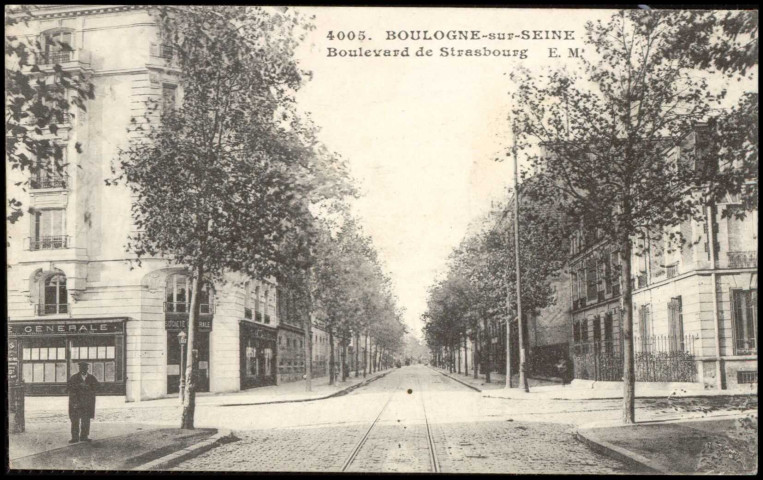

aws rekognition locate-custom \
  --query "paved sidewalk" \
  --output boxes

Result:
[577,415,758,474]
[9,425,218,470]
[433,367,758,400]
[24,369,391,414]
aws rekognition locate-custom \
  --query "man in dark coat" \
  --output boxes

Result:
[68,361,99,443]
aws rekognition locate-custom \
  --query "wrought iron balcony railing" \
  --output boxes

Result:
[30,175,67,190]
[728,251,757,269]
[37,303,69,315]
[164,302,214,315]
[28,235,70,251]
[666,264,679,279]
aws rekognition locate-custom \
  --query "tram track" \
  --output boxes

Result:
[341,369,440,473]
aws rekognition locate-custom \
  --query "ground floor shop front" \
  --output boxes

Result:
[9,318,127,396]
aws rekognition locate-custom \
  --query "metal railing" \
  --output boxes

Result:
[666,264,679,279]
[37,303,69,315]
[28,235,70,251]
[41,50,73,64]
[571,335,699,383]
[30,175,67,190]
[734,337,757,356]
[728,251,757,268]
[164,302,214,314]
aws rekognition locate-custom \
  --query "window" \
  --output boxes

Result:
[69,337,117,383]
[165,274,213,314]
[732,290,757,355]
[32,150,67,190]
[638,305,652,352]
[42,273,68,315]
[668,297,684,352]
[593,316,601,345]
[244,281,253,320]
[263,287,271,324]
[611,251,621,296]
[30,209,67,250]
[604,312,614,354]
[580,319,589,344]
[571,272,578,305]
[42,30,74,64]
[162,84,177,111]
[255,285,262,322]
[586,258,597,300]
[22,338,67,383]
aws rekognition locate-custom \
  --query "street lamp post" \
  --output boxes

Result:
[178,330,187,402]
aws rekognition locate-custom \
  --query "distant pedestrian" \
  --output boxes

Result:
[556,357,573,386]
[68,361,99,443]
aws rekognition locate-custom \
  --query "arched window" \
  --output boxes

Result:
[42,273,68,315]
[165,274,214,314]
[42,29,74,64]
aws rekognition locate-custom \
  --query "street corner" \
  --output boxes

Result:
[9,426,223,471]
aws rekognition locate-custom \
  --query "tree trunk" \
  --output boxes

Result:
[355,332,360,378]
[482,319,491,383]
[181,263,203,430]
[341,337,347,382]
[620,233,636,424]
[457,340,462,373]
[463,335,469,376]
[472,334,479,379]
[328,328,336,386]
[363,332,368,378]
[303,309,312,392]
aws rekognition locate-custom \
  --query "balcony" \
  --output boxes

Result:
[37,49,91,72]
[728,251,757,269]
[30,175,67,190]
[164,302,215,315]
[37,303,69,316]
[666,264,679,279]
[27,235,70,251]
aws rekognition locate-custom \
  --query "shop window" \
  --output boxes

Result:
[165,274,214,314]
[22,338,67,383]
[69,337,117,383]
[41,273,68,315]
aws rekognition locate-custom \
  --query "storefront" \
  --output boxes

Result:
[8,318,127,396]
[239,320,277,389]
[165,315,212,394]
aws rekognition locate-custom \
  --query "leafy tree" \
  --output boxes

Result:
[5,6,94,224]
[509,9,755,423]
[109,6,349,429]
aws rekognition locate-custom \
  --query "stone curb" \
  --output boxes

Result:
[574,427,664,474]
[429,367,482,392]
[218,369,391,407]
[131,428,232,471]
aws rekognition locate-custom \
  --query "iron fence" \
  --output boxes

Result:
[571,334,698,383]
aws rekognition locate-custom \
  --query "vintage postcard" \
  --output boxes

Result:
[5,5,758,474]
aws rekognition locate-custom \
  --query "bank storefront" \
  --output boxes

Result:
[239,320,277,389]
[8,318,127,396]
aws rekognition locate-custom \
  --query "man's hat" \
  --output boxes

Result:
[78,361,90,367]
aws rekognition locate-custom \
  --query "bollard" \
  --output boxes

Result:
[9,382,25,433]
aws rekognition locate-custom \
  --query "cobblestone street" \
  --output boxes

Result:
[172,365,627,473]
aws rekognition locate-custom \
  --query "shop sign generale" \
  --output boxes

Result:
[8,319,126,336]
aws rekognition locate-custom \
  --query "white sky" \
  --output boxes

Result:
[293,7,756,340]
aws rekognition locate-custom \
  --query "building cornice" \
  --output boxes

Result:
[23,5,149,20]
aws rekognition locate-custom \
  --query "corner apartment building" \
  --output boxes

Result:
[6,5,306,401]
[567,133,757,390]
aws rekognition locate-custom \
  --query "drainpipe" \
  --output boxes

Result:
[707,205,723,390]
